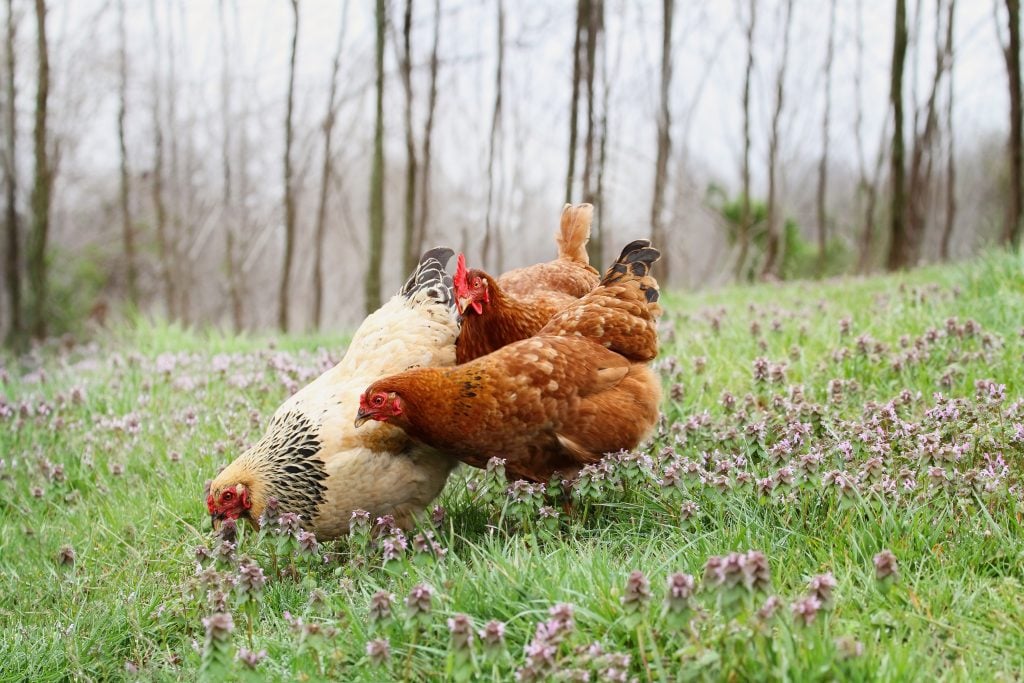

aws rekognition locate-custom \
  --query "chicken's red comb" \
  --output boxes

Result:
[453,253,469,293]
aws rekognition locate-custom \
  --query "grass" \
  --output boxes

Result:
[1,251,1023,681]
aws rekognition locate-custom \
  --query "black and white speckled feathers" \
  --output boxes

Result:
[400,247,456,310]
[248,411,327,521]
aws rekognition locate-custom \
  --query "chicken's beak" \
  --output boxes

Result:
[354,409,372,428]
[211,512,222,531]
[456,296,470,315]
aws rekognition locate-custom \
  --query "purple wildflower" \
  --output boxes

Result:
[478,620,506,651]
[368,591,395,623]
[791,596,822,626]
[365,638,391,665]
[202,612,234,641]
[447,613,475,650]
[665,572,695,612]
[405,583,434,619]
[621,570,651,611]
[237,648,268,669]
[756,595,783,620]
[873,549,899,581]
[806,572,838,607]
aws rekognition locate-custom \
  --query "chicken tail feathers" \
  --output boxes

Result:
[540,239,662,362]
[400,247,456,310]
[601,239,661,303]
[556,203,594,265]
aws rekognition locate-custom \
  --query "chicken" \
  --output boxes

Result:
[207,248,460,539]
[454,203,600,363]
[355,240,663,483]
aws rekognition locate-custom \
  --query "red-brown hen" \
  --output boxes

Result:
[356,240,663,483]
[454,203,600,364]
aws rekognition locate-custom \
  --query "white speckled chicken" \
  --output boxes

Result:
[207,248,460,539]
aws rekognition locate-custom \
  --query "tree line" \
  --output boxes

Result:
[1,1,1021,348]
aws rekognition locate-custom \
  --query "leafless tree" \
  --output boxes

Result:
[312,1,348,329]
[735,0,756,280]
[761,0,794,280]
[886,0,910,270]
[651,0,674,280]
[148,0,176,318]
[166,1,189,322]
[278,0,299,331]
[580,0,602,205]
[853,0,887,273]
[592,0,612,267]
[27,0,51,338]
[817,0,837,275]
[366,0,386,314]
[482,0,505,271]
[940,1,958,260]
[116,0,137,306]
[566,0,585,203]
[416,0,440,256]
[397,0,419,275]
[998,0,1022,246]
[218,0,243,330]
[905,0,954,264]
[3,0,21,345]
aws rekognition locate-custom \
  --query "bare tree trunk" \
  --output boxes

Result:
[940,0,957,260]
[416,0,440,255]
[166,2,188,323]
[565,0,585,203]
[886,0,909,270]
[148,0,175,318]
[482,0,505,271]
[761,0,794,280]
[580,0,600,200]
[592,0,612,268]
[365,0,386,314]
[650,0,673,281]
[735,0,756,281]
[27,0,50,339]
[218,0,242,330]
[816,0,836,276]
[1002,0,1023,246]
[116,0,137,306]
[234,0,253,316]
[4,0,22,347]
[905,0,953,265]
[278,0,299,331]
[854,0,876,273]
[399,0,419,276]
[312,2,347,329]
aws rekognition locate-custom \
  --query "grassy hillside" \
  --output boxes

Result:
[1,252,1023,681]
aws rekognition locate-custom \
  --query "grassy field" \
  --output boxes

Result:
[1,252,1023,682]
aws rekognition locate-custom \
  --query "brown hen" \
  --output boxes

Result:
[356,240,662,483]
[454,203,600,363]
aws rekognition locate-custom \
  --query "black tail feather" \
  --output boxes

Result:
[400,247,456,309]
[601,240,662,300]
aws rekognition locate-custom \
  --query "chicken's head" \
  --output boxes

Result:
[453,253,490,315]
[207,481,253,528]
[354,386,405,427]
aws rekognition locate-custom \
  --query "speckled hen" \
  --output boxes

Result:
[207,248,460,539]
[356,240,663,483]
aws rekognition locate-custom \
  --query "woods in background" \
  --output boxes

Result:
[0,0,1021,348]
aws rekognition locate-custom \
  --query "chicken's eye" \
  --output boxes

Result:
[472,277,482,288]
[372,394,385,407]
